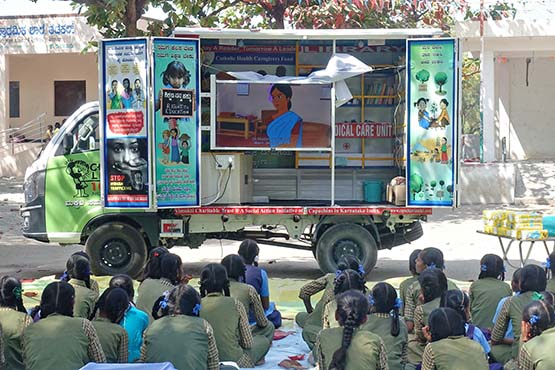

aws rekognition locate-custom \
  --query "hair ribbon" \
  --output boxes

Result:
[545,258,551,269]
[427,262,437,269]
[335,269,342,279]
[159,290,170,309]
[529,314,540,325]
[532,292,544,301]
[480,264,488,272]
[192,303,201,316]
[12,287,23,299]
[368,294,375,306]
[358,264,365,275]
[153,252,160,257]
[393,298,402,309]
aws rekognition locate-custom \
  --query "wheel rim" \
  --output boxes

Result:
[100,239,132,269]
[332,239,363,264]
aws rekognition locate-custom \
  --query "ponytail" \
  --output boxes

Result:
[0,276,27,313]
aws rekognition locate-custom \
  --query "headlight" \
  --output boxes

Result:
[24,172,38,204]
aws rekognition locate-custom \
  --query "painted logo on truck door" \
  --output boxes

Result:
[65,159,100,199]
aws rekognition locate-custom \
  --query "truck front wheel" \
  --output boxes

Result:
[316,223,378,274]
[86,222,147,278]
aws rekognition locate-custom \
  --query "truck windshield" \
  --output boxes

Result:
[54,113,100,156]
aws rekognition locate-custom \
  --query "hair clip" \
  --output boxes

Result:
[368,294,375,306]
[12,287,23,299]
[427,262,437,269]
[153,252,160,257]
[160,290,170,309]
[532,292,544,301]
[545,258,551,269]
[335,269,342,279]
[60,271,69,281]
[393,297,402,309]
[358,264,366,275]
[529,314,540,325]
[480,264,488,272]
[192,303,201,316]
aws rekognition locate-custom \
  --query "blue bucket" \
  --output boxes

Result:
[363,181,384,203]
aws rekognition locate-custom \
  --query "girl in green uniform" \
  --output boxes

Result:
[421,307,489,370]
[136,252,181,323]
[90,287,129,363]
[62,251,100,295]
[469,254,512,330]
[62,254,99,319]
[0,276,33,369]
[315,290,388,370]
[22,281,106,370]
[142,284,220,370]
[364,282,408,370]
[323,269,366,329]
[296,255,363,349]
[200,263,271,368]
[544,252,555,293]
[399,249,421,317]
[221,254,275,343]
[408,267,448,366]
[518,299,555,370]
[491,264,547,363]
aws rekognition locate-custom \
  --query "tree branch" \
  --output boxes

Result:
[206,0,243,18]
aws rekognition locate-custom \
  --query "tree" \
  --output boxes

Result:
[415,69,430,84]
[434,72,447,94]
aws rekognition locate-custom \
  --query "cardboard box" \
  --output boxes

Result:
[387,184,406,206]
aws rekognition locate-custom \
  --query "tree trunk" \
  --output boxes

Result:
[126,0,138,36]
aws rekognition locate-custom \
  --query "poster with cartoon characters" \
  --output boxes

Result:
[101,38,150,208]
[406,39,458,207]
[153,38,200,207]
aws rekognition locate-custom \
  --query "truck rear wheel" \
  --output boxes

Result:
[316,223,378,274]
[86,222,147,278]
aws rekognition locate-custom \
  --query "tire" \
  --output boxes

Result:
[86,222,147,278]
[315,223,378,274]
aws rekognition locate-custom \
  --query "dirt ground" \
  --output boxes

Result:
[1,177,553,284]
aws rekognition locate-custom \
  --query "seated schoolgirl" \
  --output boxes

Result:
[440,290,491,356]
[0,276,32,369]
[199,263,271,367]
[469,254,512,331]
[61,251,100,295]
[407,267,448,366]
[491,264,547,363]
[22,281,106,369]
[545,251,555,293]
[238,239,282,328]
[398,249,421,317]
[314,290,388,370]
[221,254,275,342]
[142,284,220,370]
[322,269,367,329]
[404,247,459,333]
[109,274,149,362]
[421,307,489,370]
[364,282,408,370]
[62,253,99,318]
[90,287,129,363]
[295,255,362,344]
[136,252,182,323]
[518,299,555,370]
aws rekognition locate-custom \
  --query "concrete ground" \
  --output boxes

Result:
[2,177,553,284]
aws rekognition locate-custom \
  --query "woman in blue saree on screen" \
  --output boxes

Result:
[266,84,303,148]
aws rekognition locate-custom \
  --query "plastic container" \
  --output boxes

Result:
[363,181,384,203]
[543,215,555,237]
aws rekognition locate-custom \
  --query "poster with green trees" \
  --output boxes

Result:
[406,39,458,207]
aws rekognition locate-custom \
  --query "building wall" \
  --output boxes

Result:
[8,53,98,129]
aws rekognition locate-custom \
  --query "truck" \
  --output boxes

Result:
[21,28,460,277]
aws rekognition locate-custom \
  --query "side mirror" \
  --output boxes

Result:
[63,134,74,155]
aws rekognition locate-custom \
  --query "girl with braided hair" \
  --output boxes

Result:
[136,252,182,323]
[421,307,488,370]
[322,269,367,329]
[398,249,421,317]
[469,254,512,330]
[221,254,275,342]
[199,263,271,368]
[89,287,129,363]
[142,284,221,370]
[63,253,98,319]
[363,282,408,370]
[0,276,32,369]
[315,290,388,370]
[295,255,363,350]
[440,289,490,356]
[61,251,100,295]
[22,281,106,369]
[238,239,283,328]
[518,299,555,369]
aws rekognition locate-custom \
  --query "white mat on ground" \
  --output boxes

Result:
[255,330,316,370]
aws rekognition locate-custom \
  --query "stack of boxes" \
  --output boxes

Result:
[483,210,548,240]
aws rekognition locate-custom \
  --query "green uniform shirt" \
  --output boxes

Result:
[508,291,537,358]
[143,315,210,370]
[317,327,385,370]
[424,336,489,370]
[399,275,418,317]
[70,279,98,319]
[136,278,175,323]
[92,317,128,363]
[362,313,408,370]
[0,308,32,369]
[520,326,555,370]
[469,278,512,329]
[305,273,336,328]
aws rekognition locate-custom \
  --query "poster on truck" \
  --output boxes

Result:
[406,38,458,207]
[153,38,201,207]
[101,38,150,208]
[213,81,332,150]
